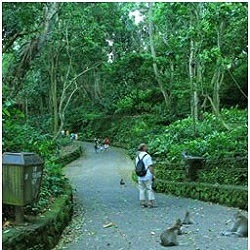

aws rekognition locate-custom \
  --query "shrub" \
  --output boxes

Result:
[147,108,247,170]
[156,180,247,209]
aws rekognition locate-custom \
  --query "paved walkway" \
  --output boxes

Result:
[54,142,247,250]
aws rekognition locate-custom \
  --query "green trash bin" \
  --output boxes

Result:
[2,152,44,206]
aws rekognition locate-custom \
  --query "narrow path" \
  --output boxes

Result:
[55,142,247,250]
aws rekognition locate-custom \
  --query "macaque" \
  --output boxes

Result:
[174,219,183,235]
[182,211,193,225]
[120,178,125,186]
[221,213,248,237]
[160,224,180,247]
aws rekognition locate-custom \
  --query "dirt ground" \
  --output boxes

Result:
[53,142,248,250]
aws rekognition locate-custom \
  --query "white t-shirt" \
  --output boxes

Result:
[136,152,153,181]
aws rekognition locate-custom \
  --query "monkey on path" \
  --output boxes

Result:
[182,211,193,225]
[160,224,180,247]
[221,213,248,237]
[174,219,183,235]
[120,178,125,186]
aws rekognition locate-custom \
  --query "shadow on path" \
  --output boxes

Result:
[54,142,247,250]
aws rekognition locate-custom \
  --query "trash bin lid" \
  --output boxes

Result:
[2,152,44,166]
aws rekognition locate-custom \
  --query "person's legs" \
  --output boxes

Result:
[145,179,155,206]
[138,180,147,207]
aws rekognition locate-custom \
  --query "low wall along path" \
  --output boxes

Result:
[54,142,247,250]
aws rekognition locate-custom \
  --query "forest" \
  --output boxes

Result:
[2,2,248,222]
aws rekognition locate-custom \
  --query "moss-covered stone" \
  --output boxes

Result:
[54,145,83,165]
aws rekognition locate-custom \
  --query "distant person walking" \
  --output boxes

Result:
[136,143,156,208]
[94,137,100,153]
[103,137,110,151]
[61,130,65,137]
[70,133,76,141]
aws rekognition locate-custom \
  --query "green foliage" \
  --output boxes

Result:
[4,119,55,157]
[3,98,52,155]
[155,167,186,182]
[198,168,247,186]
[155,163,247,187]
[147,108,247,166]
[3,2,247,136]
[115,95,134,114]
[2,2,42,51]
[156,180,247,209]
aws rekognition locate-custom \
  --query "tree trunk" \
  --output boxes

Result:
[148,3,170,112]
[52,63,103,141]
[212,68,224,113]
[212,21,224,114]
[189,39,199,134]
[49,47,60,136]
[207,95,230,130]
[51,77,58,135]
[38,3,59,50]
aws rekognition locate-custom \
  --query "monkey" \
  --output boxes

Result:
[229,212,248,237]
[120,178,125,186]
[160,224,180,247]
[173,219,183,235]
[182,211,193,225]
[221,213,248,237]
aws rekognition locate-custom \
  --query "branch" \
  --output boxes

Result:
[58,62,103,120]
[227,68,248,99]
[65,25,72,82]
[3,30,38,53]
[62,82,78,114]
[206,95,231,130]
[71,62,103,82]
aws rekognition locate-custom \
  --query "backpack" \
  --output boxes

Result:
[135,154,148,177]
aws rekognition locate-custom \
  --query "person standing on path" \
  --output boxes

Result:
[94,137,100,153]
[103,137,110,151]
[136,143,156,208]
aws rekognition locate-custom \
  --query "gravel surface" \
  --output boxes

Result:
[53,142,247,250]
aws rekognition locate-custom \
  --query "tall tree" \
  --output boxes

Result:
[3,2,60,97]
[148,3,170,112]
[2,2,247,136]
